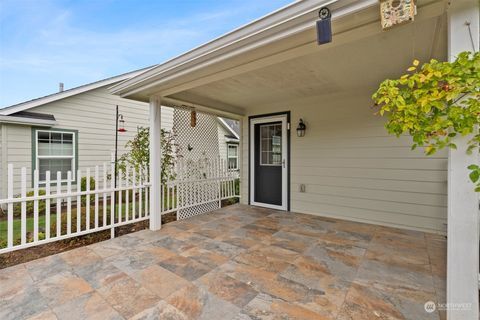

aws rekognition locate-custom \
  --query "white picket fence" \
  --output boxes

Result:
[0,158,238,254]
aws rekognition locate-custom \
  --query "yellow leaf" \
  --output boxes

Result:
[407,67,416,72]
[413,59,420,66]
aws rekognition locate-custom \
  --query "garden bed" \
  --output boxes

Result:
[0,212,176,269]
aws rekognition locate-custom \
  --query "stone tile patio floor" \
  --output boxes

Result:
[0,204,446,320]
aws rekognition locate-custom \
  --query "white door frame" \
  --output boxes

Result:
[249,114,288,211]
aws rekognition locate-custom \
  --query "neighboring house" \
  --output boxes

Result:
[219,118,240,171]
[0,71,239,199]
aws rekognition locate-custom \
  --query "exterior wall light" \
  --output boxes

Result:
[316,7,332,45]
[296,119,306,137]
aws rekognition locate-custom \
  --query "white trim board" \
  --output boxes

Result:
[446,1,480,319]
[0,115,57,127]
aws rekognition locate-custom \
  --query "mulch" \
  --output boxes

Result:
[0,212,177,269]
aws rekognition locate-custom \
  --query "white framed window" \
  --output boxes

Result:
[260,123,282,166]
[34,129,77,183]
[227,144,239,170]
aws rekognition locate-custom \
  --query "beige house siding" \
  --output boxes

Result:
[0,124,4,199]
[4,124,32,190]
[0,87,175,194]
[241,91,448,234]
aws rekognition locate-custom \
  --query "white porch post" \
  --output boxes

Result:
[149,95,162,230]
[447,1,479,319]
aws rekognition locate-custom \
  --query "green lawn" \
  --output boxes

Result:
[0,201,146,245]
[0,214,53,243]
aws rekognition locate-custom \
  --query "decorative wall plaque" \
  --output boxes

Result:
[380,0,416,30]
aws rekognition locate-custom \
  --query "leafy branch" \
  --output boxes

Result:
[372,51,480,190]
[118,127,181,184]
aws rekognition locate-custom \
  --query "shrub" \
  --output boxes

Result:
[81,176,96,205]
[118,127,179,184]
[13,189,47,218]
[234,178,240,195]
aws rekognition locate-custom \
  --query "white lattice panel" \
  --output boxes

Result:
[173,108,220,161]
[173,109,222,219]
[177,201,219,220]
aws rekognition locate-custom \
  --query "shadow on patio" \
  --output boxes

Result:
[0,204,446,320]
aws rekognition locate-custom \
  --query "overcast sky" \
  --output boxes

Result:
[0,0,291,108]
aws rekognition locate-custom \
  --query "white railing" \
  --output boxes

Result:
[0,158,239,253]
[168,158,239,220]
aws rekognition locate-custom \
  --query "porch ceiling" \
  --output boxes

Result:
[169,14,447,113]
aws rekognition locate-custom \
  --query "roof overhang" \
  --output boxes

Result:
[110,0,379,101]
[111,0,447,116]
[0,115,57,127]
[226,137,240,144]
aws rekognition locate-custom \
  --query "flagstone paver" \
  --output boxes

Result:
[0,203,446,319]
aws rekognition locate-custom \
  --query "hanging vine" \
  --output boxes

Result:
[372,51,480,189]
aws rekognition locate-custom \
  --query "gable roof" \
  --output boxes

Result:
[0,66,155,116]
[219,117,240,139]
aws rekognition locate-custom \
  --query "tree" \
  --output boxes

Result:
[118,127,180,184]
[372,51,480,189]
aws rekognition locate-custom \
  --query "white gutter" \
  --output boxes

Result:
[0,115,56,127]
[110,0,377,97]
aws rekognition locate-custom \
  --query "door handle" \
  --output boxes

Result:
[282,159,286,168]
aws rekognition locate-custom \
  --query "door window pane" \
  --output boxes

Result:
[260,124,282,166]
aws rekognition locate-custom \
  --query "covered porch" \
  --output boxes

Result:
[0,204,446,319]
[110,0,479,318]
